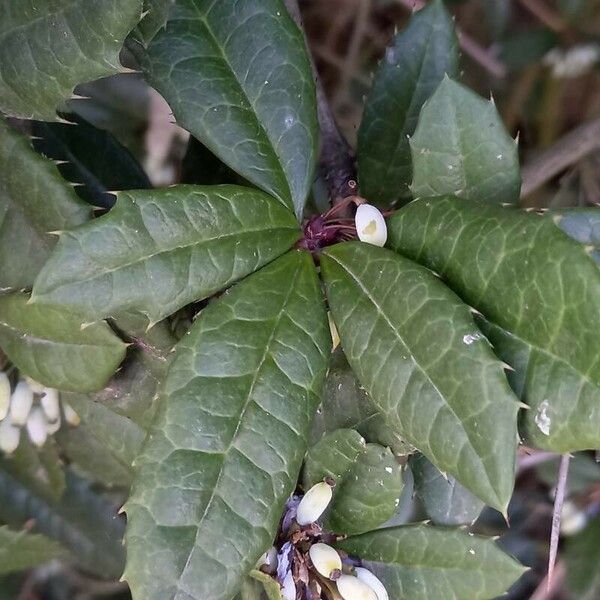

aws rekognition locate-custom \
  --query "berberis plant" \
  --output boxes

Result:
[1,0,599,599]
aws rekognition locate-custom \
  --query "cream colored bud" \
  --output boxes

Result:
[45,412,61,435]
[10,380,33,426]
[0,372,10,421]
[0,416,20,454]
[560,500,587,536]
[355,568,388,600]
[281,570,296,600]
[26,408,48,447]
[296,481,333,525]
[256,546,278,571]
[337,574,378,600]
[24,377,46,394]
[309,543,342,579]
[355,204,387,247]
[40,388,60,422]
[62,402,80,426]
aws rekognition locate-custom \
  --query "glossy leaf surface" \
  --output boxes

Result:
[410,78,521,204]
[131,0,318,217]
[321,242,519,511]
[388,197,600,451]
[0,119,90,290]
[304,429,403,534]
[0,293,126,393]
[0,0,143,119]
[32,185,300,324]
[358,0,458,205]
[411,454,484,526]
[336,525,526,600]
[124,251,331,600]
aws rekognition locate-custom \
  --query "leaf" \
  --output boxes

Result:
[321,242,520,512]
[31,112,151,209]
[135,0,173,45]
[411,454,484,526]
[32,185,300,325]
[304,430,403,535]
[388,197,600,452]
[335,524,527,600]
[249,570,283,600]
[181,136,245,187]
[0,119,91,290]
[0,526,64,575]
[130,0,318,217]
[410,77,521,205]
[310,349,412,455]
[357,0,458,205]
[124,251,331,600]
[0,469,125,579]
[0,0,143,119]
[0,437,65,503]
[551,208,600,264]
[0,292,127,393]
[565,516,600,600]
[56,393,145,488]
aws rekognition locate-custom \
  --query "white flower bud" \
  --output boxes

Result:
[296,481,333,525]
[281,570,296,600]
[0,372,10,421]
[62,402,80,426]
[10,380,34,426]
[24,377,46,394]
[45,412,61,435]
[355,204,387,247]
[309,543,342,579]
[257,546,278,571]
[0,416,20,454]
[26,407,48,447]
[336,574,378,600]
[40,388,60,422]
[355,568,389,600]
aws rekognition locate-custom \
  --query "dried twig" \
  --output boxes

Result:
[521,118,600,197]
[284,0,357,208]
[548,454,570,591]
[529,560,566,600]
[394,0,507,78]
[518,0,569,33]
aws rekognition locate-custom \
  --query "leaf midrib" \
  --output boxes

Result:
[175,256,303,591]
[36,224,299,296]
[325,251,499,504]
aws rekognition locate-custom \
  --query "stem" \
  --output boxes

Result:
[284,0,357,210]
[548,454,570,591]
[521,118,600,198]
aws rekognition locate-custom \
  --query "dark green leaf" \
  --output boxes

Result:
[181,136,245,187]
[358,0,458,205]
[321,242,520,512]
[310,349,412,455]
[0,437,65,504]
[0,293,126,393]
[135,0,173,45]
[551,208,600,264]
[130,0,318,217]
[31,113,151,209]
[0,526,64,575]
[565,516,600,600]
[124,251,331,600]
[0,469,125,579]
[410,77,521,204]
[411,454,484,526]
[388,197,600,452]
[0,0,143,119]
[336,524,526,600]
[56,393,145,488]
[304,430,403,535]
[0,119,91,290]
[32,185,300,325]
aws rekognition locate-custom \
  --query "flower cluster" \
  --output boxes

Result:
[258,481,388,600]
[0,373,79,454]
